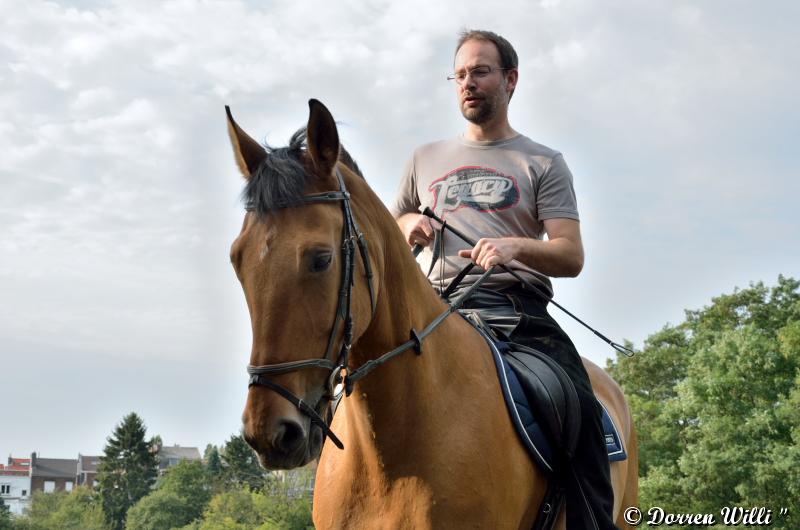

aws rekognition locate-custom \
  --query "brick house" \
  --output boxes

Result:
[29,453,78,493]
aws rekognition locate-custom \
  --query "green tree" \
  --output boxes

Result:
[203,444,224,489]
[97,412,159,530]
[124,491,188,530]
[12,487,107,530]
[221,435,265,491]
[0,497,11,530]
[125,460,212,530]
[181,485,313,530]
[149,435,163,451]
[607,276,800,529]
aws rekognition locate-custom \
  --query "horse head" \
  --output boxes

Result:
[227,100,381,469]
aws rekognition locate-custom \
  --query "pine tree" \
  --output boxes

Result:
[221,435,266,490]
[204,444,223,480]
[97,412,159,530]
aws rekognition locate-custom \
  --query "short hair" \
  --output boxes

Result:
[455,29,518,71]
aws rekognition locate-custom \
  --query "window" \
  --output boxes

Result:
[22,489,27,496]
[65,481,74,492]
[44,481,55,493]
[0,484,10,494]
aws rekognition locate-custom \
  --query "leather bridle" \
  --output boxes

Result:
[245,166,504,451]
[246,167,375,450]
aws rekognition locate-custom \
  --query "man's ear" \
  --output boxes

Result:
[226,106,267,180]
[306,99,340,177]
[505,68,518,99]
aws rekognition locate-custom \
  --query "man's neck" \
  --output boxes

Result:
[463,117,517,142]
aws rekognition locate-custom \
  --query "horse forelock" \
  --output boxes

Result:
[242,127,364,217]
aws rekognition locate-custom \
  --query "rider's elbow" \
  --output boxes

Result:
[566,252,584,278]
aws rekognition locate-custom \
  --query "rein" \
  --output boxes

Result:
[417,207,635,358]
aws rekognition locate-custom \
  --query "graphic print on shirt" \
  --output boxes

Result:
[428,166,520,215]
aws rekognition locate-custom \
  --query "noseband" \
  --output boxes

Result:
[246,167,375,450]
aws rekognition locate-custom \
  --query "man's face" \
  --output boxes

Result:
[453,39,515,125]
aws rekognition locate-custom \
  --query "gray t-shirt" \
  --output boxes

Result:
[390,134,579,297]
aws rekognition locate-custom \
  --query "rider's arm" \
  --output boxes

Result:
[396,213,435,247]
[515,217,584,277]
[392,152,438,247]
[458,218,584,278]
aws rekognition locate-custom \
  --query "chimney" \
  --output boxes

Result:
[30,452,37,467]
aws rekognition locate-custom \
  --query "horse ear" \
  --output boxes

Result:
[226,106,267,180]
[306,99,340,177]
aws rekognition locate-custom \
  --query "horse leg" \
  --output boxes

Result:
[616,424,639,529]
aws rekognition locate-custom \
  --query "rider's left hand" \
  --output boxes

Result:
[458,238,519,269]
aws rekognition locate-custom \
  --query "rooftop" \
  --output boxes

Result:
[32,457,78,478]
[158,445,201,459]
[0,457,31,475]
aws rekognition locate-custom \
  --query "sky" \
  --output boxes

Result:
[1,0,798,461]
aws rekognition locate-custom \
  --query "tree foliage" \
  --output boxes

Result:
[607,276,800,529]
[204,444,222,476]
[203,444,224,492]
[220,435,266,491]
[97,413,159,530]
[125,461,212,530]
[12,487,107,530]
[0,498,12,530]
[179,485,313,530]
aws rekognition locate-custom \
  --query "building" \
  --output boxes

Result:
[76,454,102,487]
[29,453,78,493]
[0,457,32,516]
[156,445,201,474]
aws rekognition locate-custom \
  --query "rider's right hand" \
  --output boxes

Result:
[399,213,436,247]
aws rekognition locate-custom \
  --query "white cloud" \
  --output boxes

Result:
[1,0,798,461]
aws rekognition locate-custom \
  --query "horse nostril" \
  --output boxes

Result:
[273,420,306,454]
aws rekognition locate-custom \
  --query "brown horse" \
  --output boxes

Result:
[227,100,638,529]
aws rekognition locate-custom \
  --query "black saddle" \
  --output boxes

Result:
[462,311,626,474]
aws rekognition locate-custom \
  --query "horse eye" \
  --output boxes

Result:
[310,251,333,273]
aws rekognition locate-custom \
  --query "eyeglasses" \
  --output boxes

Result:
[446,65,511,84]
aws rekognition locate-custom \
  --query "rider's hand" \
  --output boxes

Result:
[399,214,437,247]
[458,238,520,269]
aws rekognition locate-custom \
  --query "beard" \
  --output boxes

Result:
[460,90,503,125]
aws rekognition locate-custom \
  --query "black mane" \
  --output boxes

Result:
[243,127,364,216]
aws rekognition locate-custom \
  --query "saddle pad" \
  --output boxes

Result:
[475,326,628,473]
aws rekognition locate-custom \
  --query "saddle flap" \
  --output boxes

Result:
[504,346,581,459]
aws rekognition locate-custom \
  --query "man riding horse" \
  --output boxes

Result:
[392,29,617,530]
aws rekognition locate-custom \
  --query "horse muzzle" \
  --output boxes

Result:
[242,392,326,470]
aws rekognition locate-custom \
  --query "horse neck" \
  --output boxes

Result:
[344,199,494,466]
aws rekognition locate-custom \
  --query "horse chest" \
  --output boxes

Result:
[313,474,436,529]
